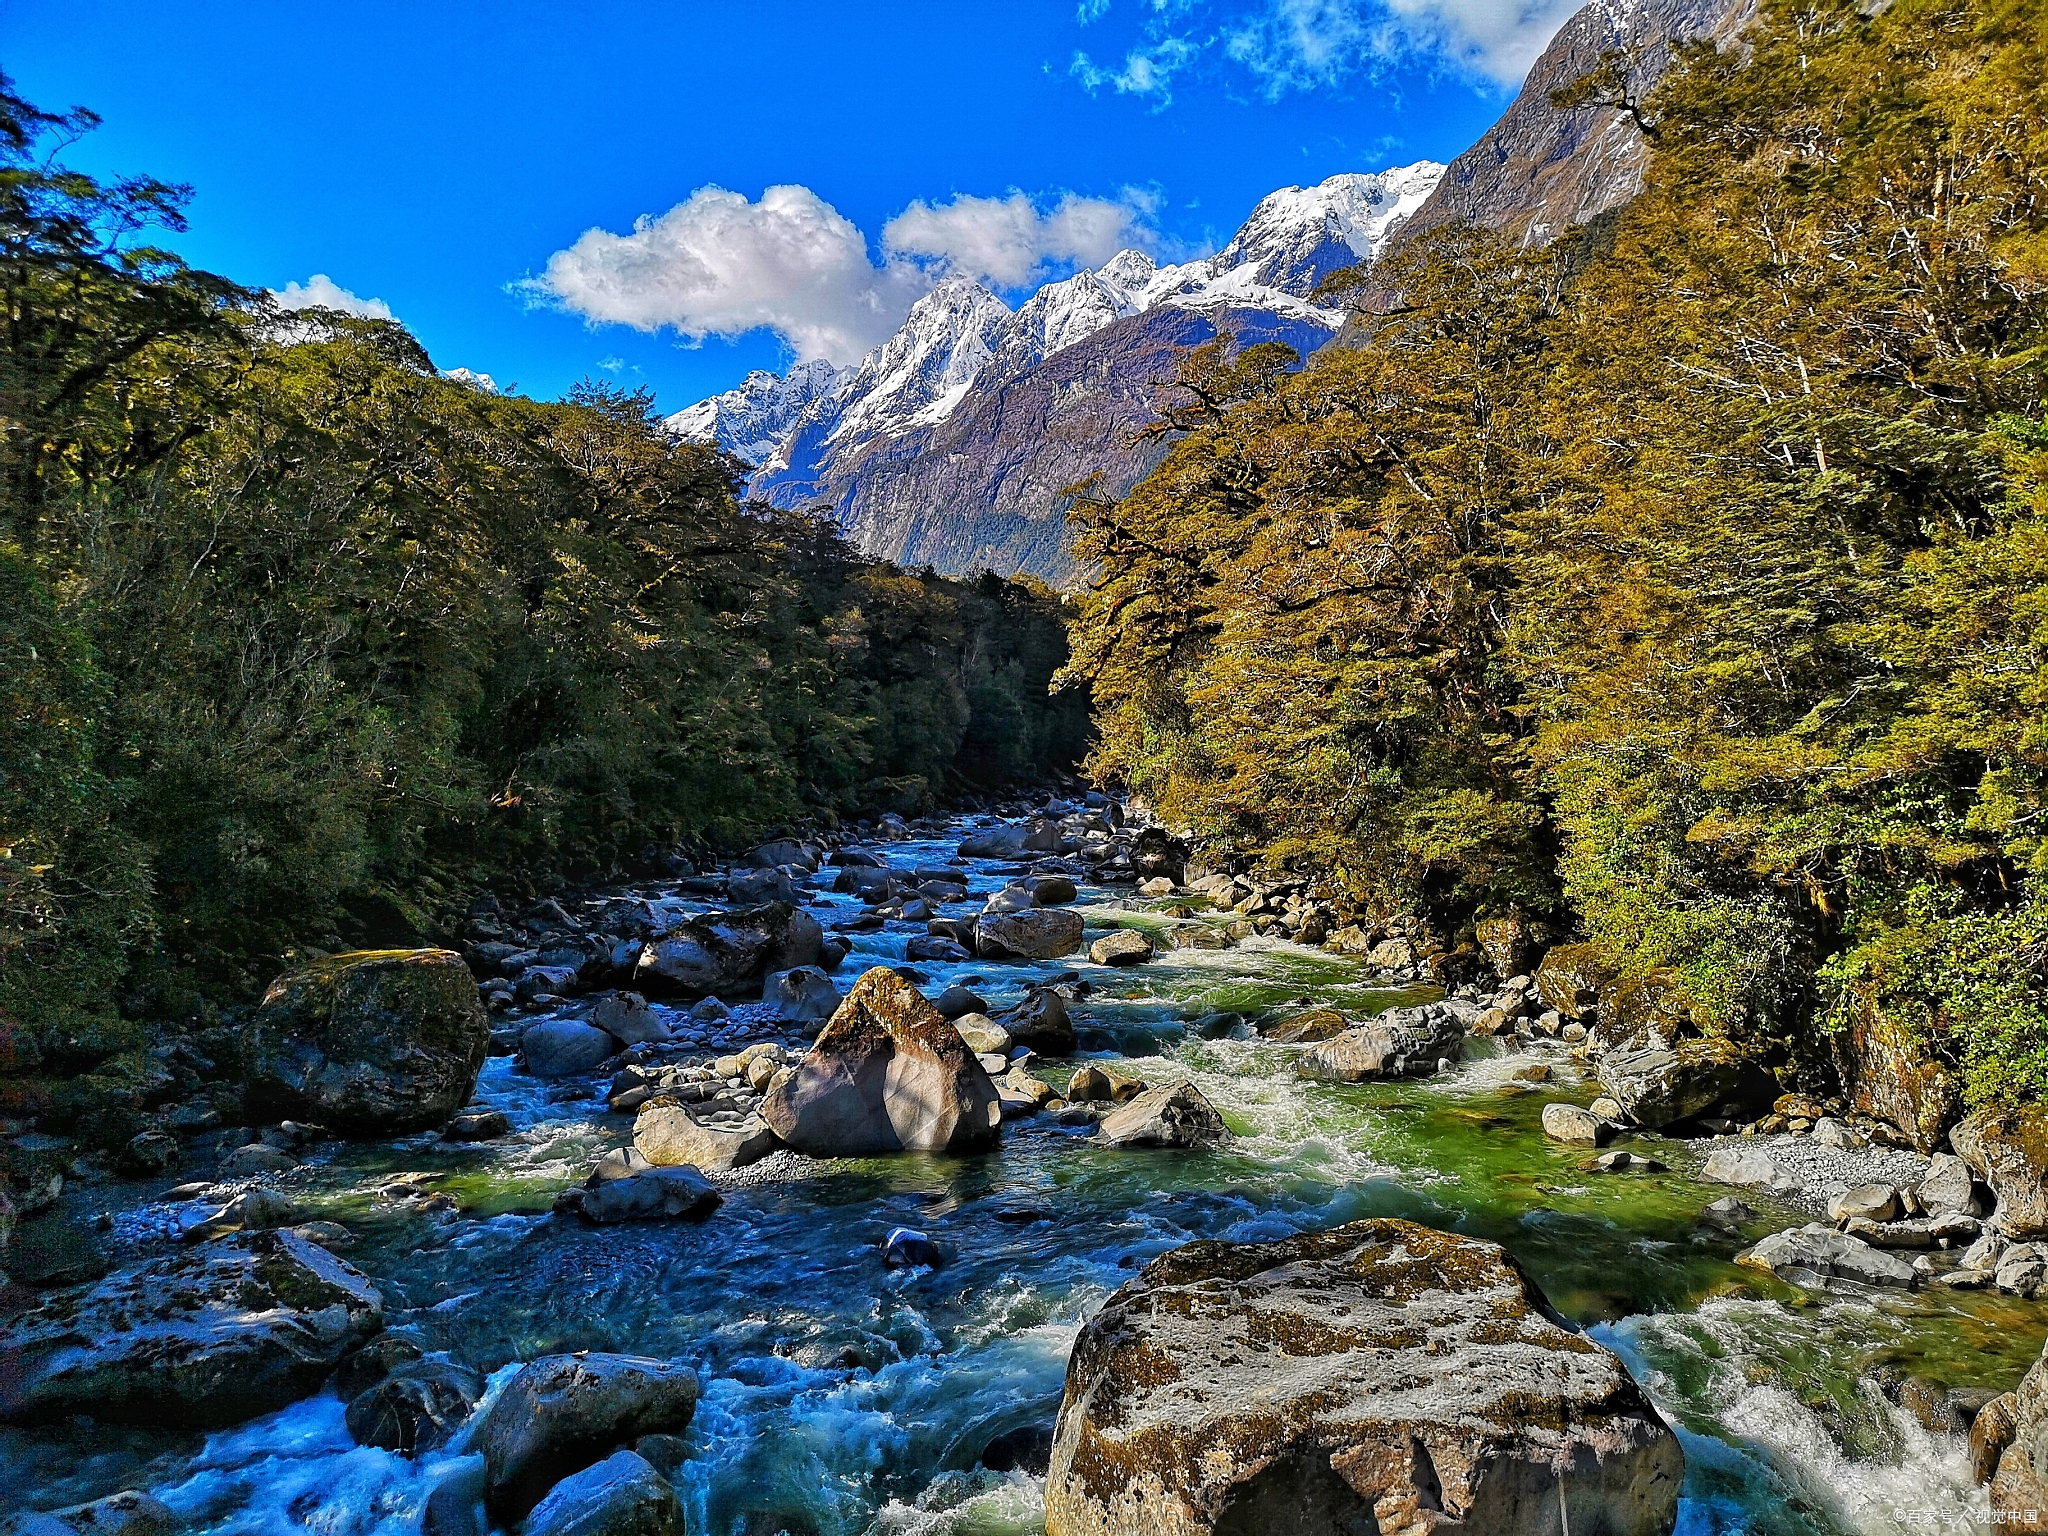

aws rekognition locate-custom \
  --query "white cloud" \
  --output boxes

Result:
[1076,0,1112,20]
[523,184,929,364]
[269,274,394,320]
[1070,37,1200,103]
[1378,0,1583,83]
[883,190,1160,289]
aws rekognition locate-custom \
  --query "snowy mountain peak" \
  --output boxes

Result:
[666,358,848,465]
[830,277,1012,441]
[1213,162,1446,294]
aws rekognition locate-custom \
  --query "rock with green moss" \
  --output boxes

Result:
[761,967,1001,1155]
[240,949,487,1136]
[1955,1107,2048,1238]
[1043,1218,1683,1536]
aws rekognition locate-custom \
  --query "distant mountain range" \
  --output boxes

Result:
[669,0,1748,587]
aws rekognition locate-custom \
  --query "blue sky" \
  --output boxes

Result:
[8,0,1574,412]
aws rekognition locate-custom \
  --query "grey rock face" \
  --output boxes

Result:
[478,1353,700,1520]
[1043,1218,1683,1536]
[0,1229,382,1427]
[1953,1108,2048,1237]
[1296,1005,1463,1082]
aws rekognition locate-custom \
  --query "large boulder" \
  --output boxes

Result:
[1596,1040,1744,1129]
[727,866,797,905]
[0,1493,183,1536]
[1828,981,1963,1151]
[760,968,1002,1155]
[1590,971,1703,1054]
[1474,911,1550,983]
[1089,930,1154,967]
[1534,943,1612,1021]
[1977,1338,2048,1527]
[239,949,487,1135]
[523,1450,680,1536]
[1042,1219,1683,1536]
[0,1229,382,1427]
[477,1353,700,1520]
[633,1103,780,1172]
[1296,1005,1463,1082]
[1736,1224,1919,1290]
[345,1361,485,1456]
[1260,1008,1351,1044]
[1955,1108,2048,1238]
[976,909,1084,961]
[632,903,823,999]
[555,1152,722,1224]
[521,1020,618,1079]
[1093,1082,1228,1150]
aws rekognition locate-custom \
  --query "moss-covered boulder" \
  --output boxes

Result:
[1829,983,1962,1152]
[240,949,486,1136]
[1044,1219,1682,1536]
[1534,943,1613,1021]
[1955,1106,2048,1238]
[761,967,1001,1155]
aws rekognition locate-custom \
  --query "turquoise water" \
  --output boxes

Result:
[0,826,2015,1535]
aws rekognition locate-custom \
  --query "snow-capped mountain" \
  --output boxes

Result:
[666,358,847,466]
[668,162,1445,482]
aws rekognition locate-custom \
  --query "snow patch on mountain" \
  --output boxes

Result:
[668,358,848,464]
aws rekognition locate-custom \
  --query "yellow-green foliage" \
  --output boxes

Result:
[0,85,1086,1026]
[1070,0,2048,1105]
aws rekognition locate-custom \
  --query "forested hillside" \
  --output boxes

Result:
[1068,0,2048,1121]
[0,85,1085,1033]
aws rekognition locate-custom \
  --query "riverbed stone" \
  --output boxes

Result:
[1542,1102,1613,1146]
[1260,1008,1350,1044]
[346,1361,485,1456]
[1917,1152,1987,1216]
[1700,1144,1786,1190]
[478,1354,701,1521]
[975,908,1084,961]
[994,988,1075,1052]
[1736,1224,1919,1289]
[522,1449,680,1536]
[1596,1039,1744,1129]
[761,967,1002,1155]
[632,903,824,999]
[587,994,668,1047]
[1092,1082,1227,1150]
[558,1155,723,1225]
[0,1228,382,1427]
[951,1013,1012,1055]
[958,824,1030,858]
[522,1020,617,1079]
[765,966,841,1026]
[1042,1217,1683,1536]
[633,1103,780,1172]
[1953,1107,2048,1237]
[237,949,488,1136]
[1088,930,1154,967]
[934,986,988,1020]
[0,1492,183,1536]
[1827,1183,1900,1224]
[1296,1006,1463,1083]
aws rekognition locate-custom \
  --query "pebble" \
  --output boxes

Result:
[1686,1130,1929,1216]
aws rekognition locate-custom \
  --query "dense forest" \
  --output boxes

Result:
[1068,0,2048,1116]
[0,85,1086,1036]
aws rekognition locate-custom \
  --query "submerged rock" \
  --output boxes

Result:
[1092,1082,1227,1150]
[1542,1102,1613,1146]
[238,949,488,1136]
[1042,1218,1683,1536]
[522,1449,680,1536]
[760,967,1002,1155]
[558,1159,722,1225]
[478,1353,700,1520]
[0,1229,382,1427]
[1296,1005,1462,1083]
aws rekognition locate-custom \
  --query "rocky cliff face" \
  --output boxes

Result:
[1392,0,1756,249]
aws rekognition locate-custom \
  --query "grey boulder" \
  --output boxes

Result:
[760,967,1002,1155]
[1596,1040,1744,1129]
[558,1153,722,1224]
[1088,929,1155,967]
[0,1229,382,1427]
[521,1020,618,1079]
[0,1493,182,1536]
[478,1353,700,1520]
[1043,1218,1683,1536]
[633,1103,781,1173]
[345,1360,485,1456]
[975,909,1084,961]
[521,1449,680,1536]
[1093,1082,1228,1150]
[632,903,824,999]
[1737,1224,1919,1289]
[1296,1005,1463,1082]
[765,966,841,1025]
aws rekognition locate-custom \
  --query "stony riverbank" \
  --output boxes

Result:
[0,802,2035,1535]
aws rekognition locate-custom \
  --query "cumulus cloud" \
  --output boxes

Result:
[883,190,1159,289]
[524,184,929,364]
[1376,0,1583,83]
[269,274,394,320]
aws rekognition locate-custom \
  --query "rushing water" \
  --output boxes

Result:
[1,821,2023,1535]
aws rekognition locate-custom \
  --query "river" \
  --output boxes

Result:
[0,816,2018,1535]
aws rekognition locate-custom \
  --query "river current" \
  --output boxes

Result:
[0,819,2020,1535]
